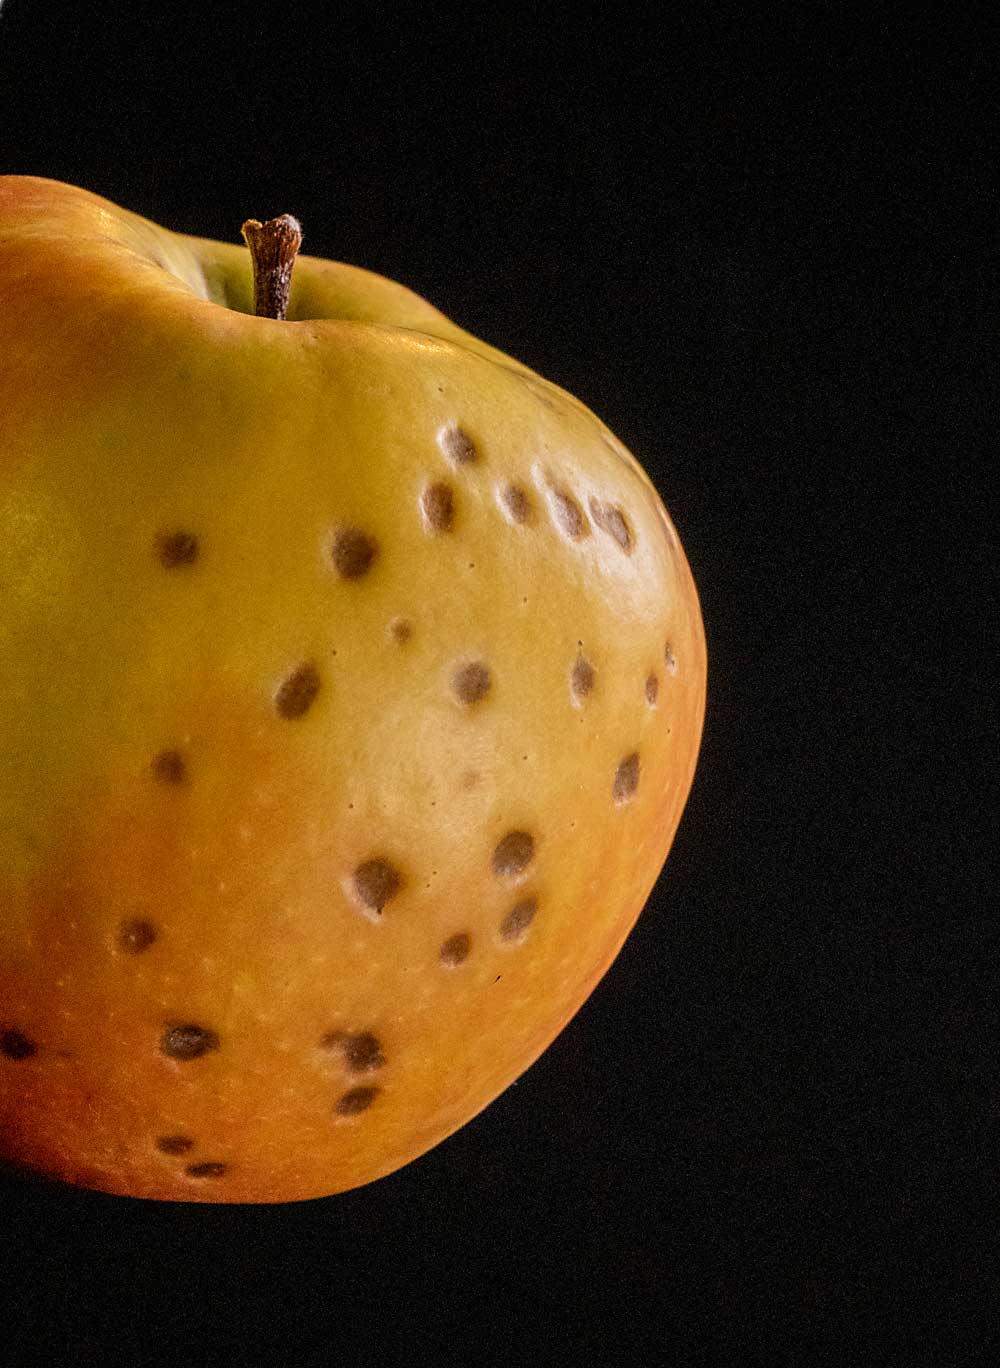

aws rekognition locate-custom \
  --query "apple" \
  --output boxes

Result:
[0,176,705,1203]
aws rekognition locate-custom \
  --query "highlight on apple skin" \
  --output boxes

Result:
[0,176,706,1202]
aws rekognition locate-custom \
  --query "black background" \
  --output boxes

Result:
[0,3,993,1364]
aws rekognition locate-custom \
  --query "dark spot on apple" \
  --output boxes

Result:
[613,752,641,804]
[320,1030,385,1073]
[500,899,538,943]
[492,830,535,879]
[161,1024,220,1061]
[389,617,413,644]
[157,531,198,568]
[589,498,634,553]
[331,527,378,579]
[117,918,157,954]
[571,655,595,703]
[336,1087,380,1117]
[645,673,659,706]
[151,749,187,785]
[186,1161,228,1178]
[664,643,678,675]
[156,1134,194,1155]
[1,1029,38,1061]
[421,481,455,533]
[549,487,589,540]
[352,858,403,914]
[452,661,491,705]
[439,425,478,465]
[275,662,321,719]
[501,483,533,524]
[440,932,472,966]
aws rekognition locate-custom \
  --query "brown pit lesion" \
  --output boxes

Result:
[275,662,321,719]
[160,1024,220,1061]
[613,752,641,805]
[440,932,472,966]
[439,425,479,466]
[571,654,596,704]
[500,483,534,524]
[320,1030,386,1074]
[548,487,589,540]
[335,1086,380,1117]
[499,898,538,943]
[389,617,413,645]
[492,830,535,879]
[645,672,659,706]
[185,1161,229,1179]
[1,1029,38,1060]
[664,643,678,675]
[156,1134,194,1155]
[151,749,188,785]
[156,531,199,568]
[352,858,403,916]
[421,481,455,533]
[589,498,634,553]
[331,526,379,579]
[452,660,492,705]
[117,918,158,955]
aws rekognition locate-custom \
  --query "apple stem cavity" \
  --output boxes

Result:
[240,214,303,321]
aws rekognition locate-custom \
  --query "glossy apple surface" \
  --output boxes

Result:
[0,176,705,1202]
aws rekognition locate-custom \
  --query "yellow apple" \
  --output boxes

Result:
[0,175,705,1202]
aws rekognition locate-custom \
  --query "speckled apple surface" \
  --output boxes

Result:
[0,177,706,1202]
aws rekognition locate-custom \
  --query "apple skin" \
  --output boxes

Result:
[0,176,706,1203]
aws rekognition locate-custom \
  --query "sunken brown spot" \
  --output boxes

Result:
[421,481,455,533]
[549,487,589,540]
[389,617,413,644]
[439,425,478,465]
[452,661,491,705]
[664,643,678,675]
[320,1030,386,1074]
[157,531,198,568]
[1,1029,38,1061]
[186,1161,228,1178]
[160,1025,220,1061]
[492,830,535,879]
[501,483,533,523]
[117,918,157,955]
[440,932,472,966]
[613,752,641,804]
[589,498,634,553]
[331,527,378,579]
[352,858,403,914]
[336,1086,380,1116]
[500,899,538,943]
[571,655,596,702]
[156,1134,194,1155]
[275,662,321,719]
[151,749,187,785]
[645,673,659,706]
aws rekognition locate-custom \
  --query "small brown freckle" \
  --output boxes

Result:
[186,1161,228,1179]
[161,1024,219,1061]
[549,488,589,540]
[500,899,538,943]
[353,858,403,914]
[440,933,472,966]
[275,662,321,719]
[1,1029,38,1060]
[421,481,455,533]
[389,617,413,645]
[156,1135,194,1155]
[492,830,535,879]
[645,673,659,706]
[336,1086,380,1116]
[439,425,478,465]
[589,498,634,553]
[452,661,491,705]
[157,531,198,568]
[151,749,187,785]
[613,752,641,804]
[331,527,378,579]
[461,769,480,789]
[117,918,157,954]
[502,483,533,523]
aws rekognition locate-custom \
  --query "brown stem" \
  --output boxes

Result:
[240,214,303,320]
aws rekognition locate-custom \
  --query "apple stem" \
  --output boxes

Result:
[240,214,303,320]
